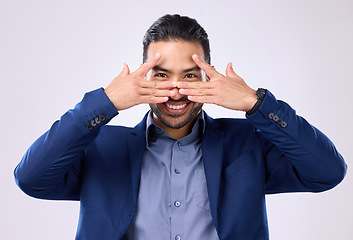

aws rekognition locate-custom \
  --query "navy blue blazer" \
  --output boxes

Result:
[14,88,347,239]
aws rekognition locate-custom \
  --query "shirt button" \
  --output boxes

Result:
[174,169,180,174]
[177,142,181,146]
[174,201,181,207]
[175,235,181,240]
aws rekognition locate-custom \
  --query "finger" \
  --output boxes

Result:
[139,80,177,89]
[177,80,215,89]
[140,95,169,104]
[138,88,175,97]
[118,63,130,77]
[187,95,215,104]
[179,88,215,96]
[192,54,220,79]
[135,53,162,77]
[226,62,240,78]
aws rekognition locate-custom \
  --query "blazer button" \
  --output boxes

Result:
[268,113,275,119]
[94,117,101,124]
[273,115,280,122]
[86,123,93,130]
[91,120,97,127]
[280,121,287,128]
[99,114,106,122]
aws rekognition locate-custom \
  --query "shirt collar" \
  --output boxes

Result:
[145,110,206,146]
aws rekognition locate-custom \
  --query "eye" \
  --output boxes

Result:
[185,73,197,79]
[154,73,167,78]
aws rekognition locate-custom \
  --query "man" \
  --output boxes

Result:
[14,14,347,240]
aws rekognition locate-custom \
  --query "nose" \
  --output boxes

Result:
[169,77,186,100]
[170,86,184,100]
[148,74,185,101]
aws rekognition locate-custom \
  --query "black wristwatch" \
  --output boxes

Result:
[246,88,266,116]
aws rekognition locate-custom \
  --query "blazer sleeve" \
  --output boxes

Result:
[246,90,347,194]
[14,88,118,200]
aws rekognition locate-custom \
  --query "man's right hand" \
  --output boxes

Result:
[104,53,176,111]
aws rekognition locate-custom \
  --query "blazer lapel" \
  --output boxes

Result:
[202,114,224,230]
[127,114,148,207]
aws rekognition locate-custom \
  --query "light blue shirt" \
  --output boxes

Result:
[126,111,219,240]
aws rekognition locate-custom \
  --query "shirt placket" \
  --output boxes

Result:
[170,140,186,240]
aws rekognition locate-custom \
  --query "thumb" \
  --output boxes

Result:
[119,63,130,77]
[226,62,240,78]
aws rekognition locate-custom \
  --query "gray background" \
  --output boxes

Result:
[1,0,352,239]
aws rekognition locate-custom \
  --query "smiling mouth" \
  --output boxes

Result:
[162,101,191,114]
[165,103,187,109]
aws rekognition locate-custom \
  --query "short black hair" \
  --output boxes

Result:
[143,14,210,64]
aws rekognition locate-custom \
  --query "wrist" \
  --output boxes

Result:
[246,88,266,116]
[244,89,257,112]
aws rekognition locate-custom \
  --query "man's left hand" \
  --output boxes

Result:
[177,54,257,112]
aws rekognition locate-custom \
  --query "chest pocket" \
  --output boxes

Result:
[194,169,211,212]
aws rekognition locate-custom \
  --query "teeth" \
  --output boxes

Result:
[166,103,187,110]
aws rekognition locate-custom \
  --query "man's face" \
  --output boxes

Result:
[146,40,206,130]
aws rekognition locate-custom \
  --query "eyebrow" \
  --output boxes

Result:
[152,66,171,73]
[183,66,201,73]
[152,65,201,73]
